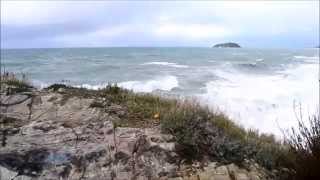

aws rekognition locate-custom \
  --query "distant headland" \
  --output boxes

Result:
[213,42,241,48]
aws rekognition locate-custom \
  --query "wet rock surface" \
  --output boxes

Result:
[0,90,273,180]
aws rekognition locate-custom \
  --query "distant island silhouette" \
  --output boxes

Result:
[213,42,241,48]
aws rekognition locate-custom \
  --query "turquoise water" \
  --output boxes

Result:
[1,47,319,135]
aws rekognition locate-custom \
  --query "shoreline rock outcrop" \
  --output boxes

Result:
[0,85,285,179]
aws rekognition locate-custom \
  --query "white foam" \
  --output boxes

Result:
[34,75,179,93]
[293,56,319,64]
[256,58,264,62]
[209,60,220,63]
[32,80,50,89]
[200,63,319,136]
[118,75,179,93]
[141,61,189,68]
[75,83,108,90]
[293,55,318,59]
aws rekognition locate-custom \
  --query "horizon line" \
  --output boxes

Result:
[1,46,319,50]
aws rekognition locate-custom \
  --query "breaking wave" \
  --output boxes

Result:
[141,61,189,68]
[200,63,318,136]
[118,75,179,93]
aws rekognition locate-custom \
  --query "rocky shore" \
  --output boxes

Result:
[0,83,291,180]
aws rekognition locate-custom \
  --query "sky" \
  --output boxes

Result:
[1,1,319,48]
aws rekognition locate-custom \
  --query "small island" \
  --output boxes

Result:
[213,42,241,48]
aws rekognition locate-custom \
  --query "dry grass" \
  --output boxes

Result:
[100,84,178,128]
[0,72,33,93]
[284,111,320,179]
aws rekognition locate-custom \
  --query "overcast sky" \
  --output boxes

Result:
[1,1,319,48]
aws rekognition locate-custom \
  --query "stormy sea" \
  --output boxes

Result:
[1,47,319,135]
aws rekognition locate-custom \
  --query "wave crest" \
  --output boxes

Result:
[294,56,319,64]
[200,63,318,136]
[141,61,188,68]
[118,75,179,93]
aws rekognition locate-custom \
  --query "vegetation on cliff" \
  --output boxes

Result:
[283,111,320,180]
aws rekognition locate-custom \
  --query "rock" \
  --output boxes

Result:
[168,177,183,180]
[198,172,215,180]
[57,88,66,93]
[212,166,231,180]
[0,166,32,180]
[227,163,239,175]
[108,104,126,117]
[213,42,241,48]
[114,151,131,163]
[248,172,261,180]
[234,173,250,180]
[192,162,267,180]
[203,162,217,175]
[227,164,250,180]
[215,165,229,175]
[185,174,200,180]
[157,142,175,151]
[0,88,275,179]
[0,94,30,105]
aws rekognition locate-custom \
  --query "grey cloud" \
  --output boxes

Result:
[1,1,319,48]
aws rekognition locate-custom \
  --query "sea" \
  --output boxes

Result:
[1,47,319,136]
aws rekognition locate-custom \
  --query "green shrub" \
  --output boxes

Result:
[160,100,293,170]
[45,84,69,91]
[105,83,122,95]
[160,101,248,163]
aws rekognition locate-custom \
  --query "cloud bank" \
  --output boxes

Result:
[1,1,319,48]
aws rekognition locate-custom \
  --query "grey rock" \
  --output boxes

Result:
[0,90,274,180]
[0,166,32,180]
[248,171,261,180]
[57,88,65,93]
[234,173,250,180]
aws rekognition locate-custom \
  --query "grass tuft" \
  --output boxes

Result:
[284,111,320,179]
[0,72,33,93]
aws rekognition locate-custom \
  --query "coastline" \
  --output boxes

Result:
[0,79,297,180]
[2,47,318,137]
